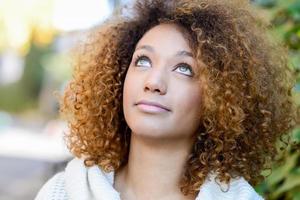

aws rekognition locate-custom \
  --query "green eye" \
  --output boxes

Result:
[135,55,151,67]
[175,63,193,76]
[133,55,193,77]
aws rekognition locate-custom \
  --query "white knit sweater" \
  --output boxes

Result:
[35,158,264,200]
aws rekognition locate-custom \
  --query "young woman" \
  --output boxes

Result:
[35,0,299,199]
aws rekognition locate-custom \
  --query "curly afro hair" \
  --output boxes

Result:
[60,0,299,196]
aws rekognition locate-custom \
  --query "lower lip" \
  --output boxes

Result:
[136,104,169,113]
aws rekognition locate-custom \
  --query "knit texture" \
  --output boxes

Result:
[35,158,264,200]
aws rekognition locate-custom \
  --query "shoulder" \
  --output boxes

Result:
[196,173,264,200]
[34,158,96,200]
[34,171,68,200]
[224,176,264,200]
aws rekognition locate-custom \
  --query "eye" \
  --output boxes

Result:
[174,63,194,76]
[134,54,151,68]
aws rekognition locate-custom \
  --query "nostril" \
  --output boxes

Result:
[144,78,167,95]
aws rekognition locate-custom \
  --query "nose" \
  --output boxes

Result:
[144,68,167,95]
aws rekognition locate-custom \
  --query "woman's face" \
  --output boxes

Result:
[123,23,203,141]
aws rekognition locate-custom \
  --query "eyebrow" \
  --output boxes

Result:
[135,45,193,58]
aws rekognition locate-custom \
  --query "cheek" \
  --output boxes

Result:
[189,90,202,112]
[177,86,201,112]
[123,70,140,117]
[123,72,133,110]
[172,85,202,128]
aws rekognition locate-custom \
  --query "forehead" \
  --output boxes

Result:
[135,23,193,53]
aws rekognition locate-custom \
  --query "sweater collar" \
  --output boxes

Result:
[64,158,262,200]
[65,158,120,200]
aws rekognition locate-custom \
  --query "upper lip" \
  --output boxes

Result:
[135,100,171,111]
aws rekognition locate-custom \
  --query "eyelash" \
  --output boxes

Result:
[134,54,151,66]
[133,54,194,76]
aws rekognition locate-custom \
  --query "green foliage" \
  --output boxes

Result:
[256,136,300,199]
[254,1,300,199]
[254,0,278,8]
[254,0,300,200]
[271,0,300,50]
[256,138,300,199]
[0,39,52,113]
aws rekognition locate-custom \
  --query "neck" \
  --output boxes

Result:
[114,133,196,200]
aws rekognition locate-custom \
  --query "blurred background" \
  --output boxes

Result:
[0,0,299,199]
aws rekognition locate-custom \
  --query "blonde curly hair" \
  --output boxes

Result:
[61,0,299,196]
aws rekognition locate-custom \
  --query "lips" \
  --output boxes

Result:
[135,100,171,111]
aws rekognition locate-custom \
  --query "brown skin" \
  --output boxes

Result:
[116,23,202,200]
[61,0,299,197]
[123,23,202,142]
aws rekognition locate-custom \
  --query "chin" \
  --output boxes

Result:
[130,126,178,140]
